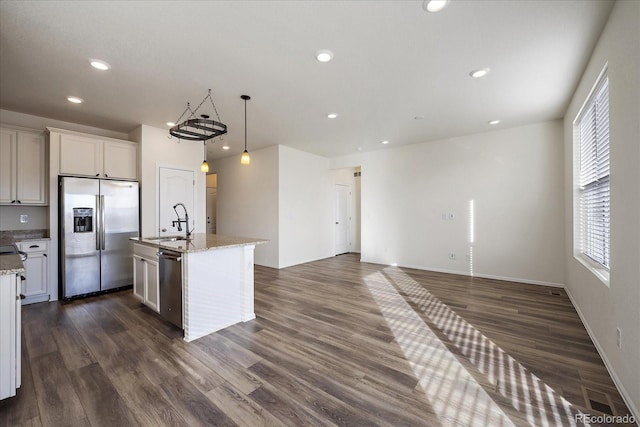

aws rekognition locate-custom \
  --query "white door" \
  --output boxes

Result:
[159,167,195,236]
[206,187,217,234]
[334,184,350,255]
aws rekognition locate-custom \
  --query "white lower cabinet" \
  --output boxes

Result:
[0,273,21,400]
[133,244,159,313]
[17,241,49,304]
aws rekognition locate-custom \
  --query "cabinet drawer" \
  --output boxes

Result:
[133,243,159,261]
[17,241,49,253]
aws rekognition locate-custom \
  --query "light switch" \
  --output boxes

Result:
[19,214,28,223]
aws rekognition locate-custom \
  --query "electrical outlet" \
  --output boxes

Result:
[448,212,455,220]
[19,214,28,224]
[616,328,622,349]
[449,252,456,260]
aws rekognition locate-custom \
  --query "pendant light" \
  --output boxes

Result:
[200,140,209,173]
[240,95,251,165]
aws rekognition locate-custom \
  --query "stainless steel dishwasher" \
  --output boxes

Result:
[158,249,183,328]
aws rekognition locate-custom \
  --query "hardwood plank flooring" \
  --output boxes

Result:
[0,254,635,426]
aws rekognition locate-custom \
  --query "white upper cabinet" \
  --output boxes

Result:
[58,131,138,180]
[103,140,138,180]
[0,127,47,205]
[59,134,102,177]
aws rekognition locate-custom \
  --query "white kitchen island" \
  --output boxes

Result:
[131,233,267,342]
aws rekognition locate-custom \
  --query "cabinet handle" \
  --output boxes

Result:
[29,245,40,248]
[43,253,47,257]
[17,200,21,204]
[20,275,26,281]
[19,294,25,300]
[105,174,109,178]
[11,200,16,204]
[96,173,100,176]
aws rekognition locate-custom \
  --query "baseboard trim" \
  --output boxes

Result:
[565,287,640,425]
[362,259,565,288]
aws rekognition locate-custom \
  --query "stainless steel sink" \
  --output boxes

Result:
[0,244,18,255]
[0,244,27,261]
[146,236,189,242]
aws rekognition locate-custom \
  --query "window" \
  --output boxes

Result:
[574,67,610,273]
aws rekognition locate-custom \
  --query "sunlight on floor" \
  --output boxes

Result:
[364,267,589,426]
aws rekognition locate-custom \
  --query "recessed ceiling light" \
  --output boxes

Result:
[90,59,111,71]
[381,140,389,145]
[316,50,334,63]
[327,113,338,119]
[423,0,450,13]
[166,122,175,127]
[222,145,230,150]
[67,96,83,104]
[488,119,501,125]
[357,147,363,151]
[470,68,490,78]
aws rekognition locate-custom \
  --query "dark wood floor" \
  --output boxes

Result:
[0,254,634,426]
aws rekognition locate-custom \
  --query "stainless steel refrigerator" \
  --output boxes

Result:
[60,177,139,299]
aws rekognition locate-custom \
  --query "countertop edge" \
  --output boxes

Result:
[0,254,25,275]
[130,234,268,254]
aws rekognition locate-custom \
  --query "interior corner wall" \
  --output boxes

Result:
[278,145,333,268]
[563,0,640,416]
[331,120,565,286]
[214,145,279,268]
[133,125,206,237]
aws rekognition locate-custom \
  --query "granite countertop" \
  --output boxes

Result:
[0,254,25,275]
[0,230,48,274]
[0,229,50,246]
[131,233,268,254]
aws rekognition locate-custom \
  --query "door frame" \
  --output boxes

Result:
[334,183,351,255]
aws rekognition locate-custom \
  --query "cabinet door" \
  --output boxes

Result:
[145,258,160,313]
[0,274,18,399]
[14,275,21,390]
[0,129,17,204]
[16,132,47,204]
[21,252,48,301]
[133,256,145,301]
[103,141,138,180]
[59,135,102,177]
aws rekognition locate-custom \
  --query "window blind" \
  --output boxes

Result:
[577,74,610,269]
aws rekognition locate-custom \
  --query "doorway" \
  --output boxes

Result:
[334,184,350,255]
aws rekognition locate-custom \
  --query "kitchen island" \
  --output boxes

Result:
[131,233,267,342]
[0,252,24,400]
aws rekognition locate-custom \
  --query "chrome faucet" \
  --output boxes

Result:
[172,203,191,238]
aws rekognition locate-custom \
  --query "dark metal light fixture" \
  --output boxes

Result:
[240,95,251,165]
[170,89,227,141]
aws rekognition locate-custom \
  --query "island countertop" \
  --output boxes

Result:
[0,254,25,275]
[131,233,268,254]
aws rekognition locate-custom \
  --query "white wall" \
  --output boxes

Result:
[278,145,333,268]
[563,0,639,417]
[0,109,129,140]
[129,125,206,237]
[0,206,48,231]
[214,145,279,268]
[332,120,565,286]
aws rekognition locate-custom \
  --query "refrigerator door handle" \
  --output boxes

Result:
[100,195,106,250]
[96,195,101,251]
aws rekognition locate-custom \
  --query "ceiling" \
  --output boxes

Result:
[0,0,614,160]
